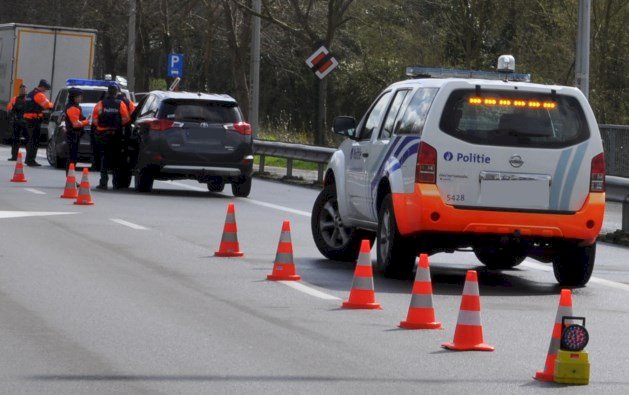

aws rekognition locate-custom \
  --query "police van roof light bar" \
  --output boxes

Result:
[405,67,531,83]
[66,79,120,88]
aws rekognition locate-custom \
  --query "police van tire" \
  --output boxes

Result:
[552,242,596,287]
[377,194,416,279]
[311,185,374,262]
[473,246,526,269]
[46,138,65,169]
[135,167,154,193]
[231,176,252,197]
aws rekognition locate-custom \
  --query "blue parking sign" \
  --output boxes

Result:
[168,53,184,77]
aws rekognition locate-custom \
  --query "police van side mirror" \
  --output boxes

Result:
[333,116,357,139]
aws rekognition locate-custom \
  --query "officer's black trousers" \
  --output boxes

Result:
[11,121,27,159]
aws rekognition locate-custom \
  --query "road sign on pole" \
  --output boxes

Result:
[306,46,338,79]
[168,53,184,78]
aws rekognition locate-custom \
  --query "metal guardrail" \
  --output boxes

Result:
[254,123,629,186]
[253,139,335,183]
[599,124,629,177]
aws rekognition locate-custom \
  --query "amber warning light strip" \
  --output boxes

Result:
[468,97,557,109]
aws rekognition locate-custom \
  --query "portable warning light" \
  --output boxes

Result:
[554,316,590,385]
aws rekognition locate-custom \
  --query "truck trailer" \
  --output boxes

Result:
[0,23,97,142]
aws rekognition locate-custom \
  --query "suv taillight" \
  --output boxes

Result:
[415,142,437,184]
[590,152,606,192]
[226,122,252,135]
[148,119,175,131]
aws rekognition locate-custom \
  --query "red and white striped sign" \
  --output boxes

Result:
[305,46,338,79]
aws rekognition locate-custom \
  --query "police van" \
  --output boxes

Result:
[311,56,605,286]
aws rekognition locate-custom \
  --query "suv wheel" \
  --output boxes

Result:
[377,194,416,279]
[208,178,225,193]
[552,242,596,286]
[473,246,526,269]
[231,176,252,197]
[135,167,154,193]
[311,185,374,262]
[46,138,65,169]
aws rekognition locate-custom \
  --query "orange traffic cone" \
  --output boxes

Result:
[534,289,573,381]
[399,254,442,329]
[10,151,27,183]
[214,203,244,257]
[267,220,301,281]
[342,240,381,309]
[60,163,79,199]
[442,270,494,351]
[74,168,94,205]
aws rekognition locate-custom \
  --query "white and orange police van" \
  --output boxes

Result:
[311,56,605,286]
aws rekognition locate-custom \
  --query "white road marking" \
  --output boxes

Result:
[279,281,341,301]
[24,188,46,195]
[0,211,77,219]
[110,218,148,230]
[247,200,311,218]
[159,180,205,191]
[522,259,629,292]
[159,180,311,217]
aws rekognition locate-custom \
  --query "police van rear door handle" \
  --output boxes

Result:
[362,152,369,158]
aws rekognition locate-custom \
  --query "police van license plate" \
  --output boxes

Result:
[479,172,551,210]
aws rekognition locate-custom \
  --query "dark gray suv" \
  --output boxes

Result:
[130,91,254,197]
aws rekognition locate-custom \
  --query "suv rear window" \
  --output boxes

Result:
[439,89,589,148]
[159,100,242,123]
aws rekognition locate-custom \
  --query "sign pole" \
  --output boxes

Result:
[575,0,590,99]
[249,0,261,137]
[127,0,136,91]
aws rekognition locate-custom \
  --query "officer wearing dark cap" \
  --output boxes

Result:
[63,87,89,173]
[23,79,53,166]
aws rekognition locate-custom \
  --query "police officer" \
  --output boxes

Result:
[23,79,54,166]
[63,88,89,173]
[91,85,130,190]
[6,84,27,161]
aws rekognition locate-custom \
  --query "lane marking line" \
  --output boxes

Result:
[247,200,311,218]
[159,180,205,191]
[278,281,341,300]
[159,180,311,217]
[0,211,77,219]
[522,259,629,292]
[110,218,148,230]
[24,188,46,195]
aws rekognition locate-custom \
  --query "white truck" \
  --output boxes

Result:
[0,23,97,142]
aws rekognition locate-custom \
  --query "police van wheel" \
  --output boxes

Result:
[473,246,526,269]
[46,139,65,169]
[377,194,416,279]
[552,242,596,287]
[311,185,374,262]
[135,167,154,193]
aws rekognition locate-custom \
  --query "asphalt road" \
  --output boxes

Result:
[1,145,629,394]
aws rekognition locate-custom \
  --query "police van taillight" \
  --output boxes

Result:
[590,152,606,192]
[416,142,437,184]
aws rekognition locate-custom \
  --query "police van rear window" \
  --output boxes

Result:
[439,89,589,148]
[160,100,241,124]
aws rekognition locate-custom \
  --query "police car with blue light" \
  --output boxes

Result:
[311,55,605,286]
[46,78,134,169]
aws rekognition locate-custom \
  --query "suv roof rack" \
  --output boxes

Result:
[405,66,531,83]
